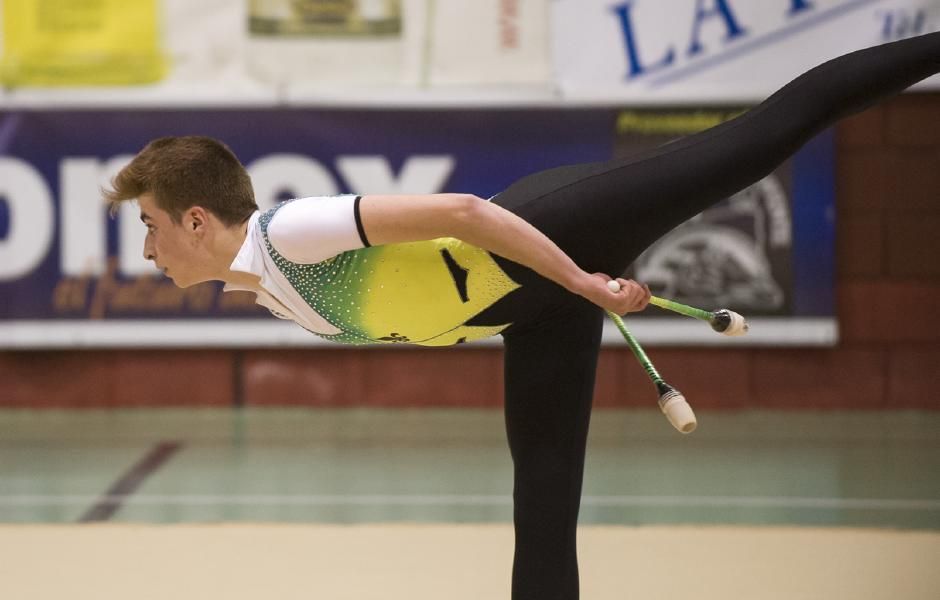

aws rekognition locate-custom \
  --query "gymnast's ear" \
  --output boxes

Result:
[183,206,212,234]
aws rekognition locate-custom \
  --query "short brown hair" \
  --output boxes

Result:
[104,136,258,226]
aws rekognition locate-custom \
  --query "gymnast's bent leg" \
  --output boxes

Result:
[492,32,940,277]
[502,298,604,600]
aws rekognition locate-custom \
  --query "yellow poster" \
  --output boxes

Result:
[1,0,166,86]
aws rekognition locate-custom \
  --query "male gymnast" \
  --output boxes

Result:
[105,32,940,600]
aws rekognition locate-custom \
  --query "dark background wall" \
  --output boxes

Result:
[2,94,938,410]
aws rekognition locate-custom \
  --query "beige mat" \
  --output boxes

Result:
[0,524,937,599]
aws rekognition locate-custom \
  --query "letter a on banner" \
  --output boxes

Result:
[687,0,748,57]
[1,0,166,86]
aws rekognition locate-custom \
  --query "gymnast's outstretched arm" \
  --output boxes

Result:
[357,193,650,314]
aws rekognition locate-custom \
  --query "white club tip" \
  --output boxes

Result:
[722,310,749,336]
[607,280,621,292]
[659,392,697,434]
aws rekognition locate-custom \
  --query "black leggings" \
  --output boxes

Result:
[477,32,940,600]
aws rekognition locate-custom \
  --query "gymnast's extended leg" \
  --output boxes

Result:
[492,32,940,277]
[477,33,940,600]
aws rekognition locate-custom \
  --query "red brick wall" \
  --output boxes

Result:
[832,93,940,409]
[2,95,939,409]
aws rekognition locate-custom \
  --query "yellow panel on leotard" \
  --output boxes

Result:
[353,238,519,345]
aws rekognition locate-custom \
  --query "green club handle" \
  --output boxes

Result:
[649,296,712,321]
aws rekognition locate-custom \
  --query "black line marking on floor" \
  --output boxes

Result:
[78,441,183,523]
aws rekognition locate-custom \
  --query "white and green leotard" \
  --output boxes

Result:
[225,196,520,346]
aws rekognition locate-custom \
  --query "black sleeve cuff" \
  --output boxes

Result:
[353,195,371,247]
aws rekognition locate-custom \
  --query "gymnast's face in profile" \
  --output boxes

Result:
[138,193,216,288]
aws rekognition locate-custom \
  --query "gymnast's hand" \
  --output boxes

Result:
[580,274,651,315]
